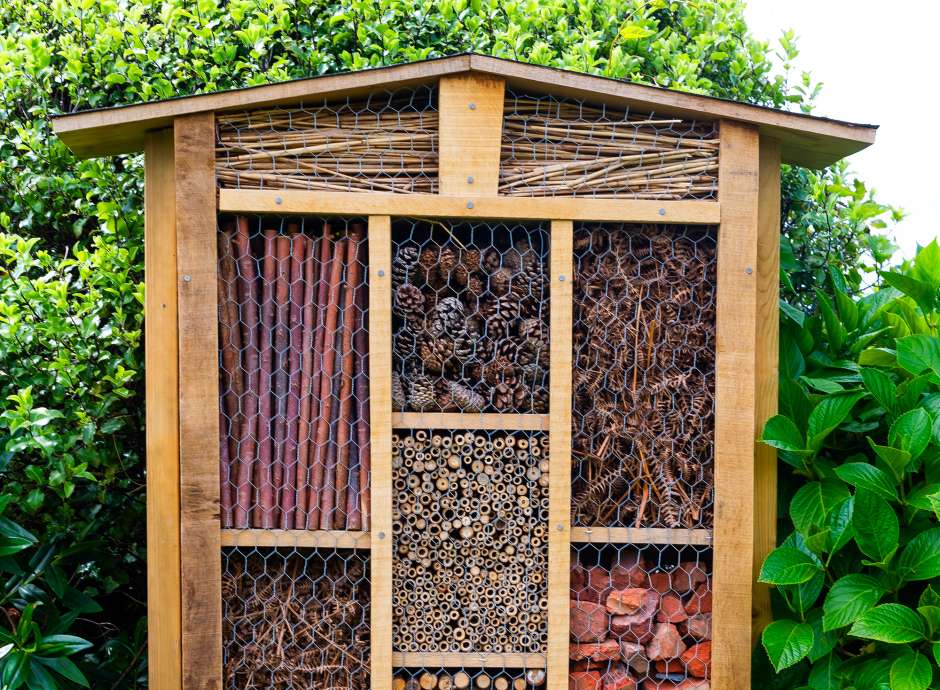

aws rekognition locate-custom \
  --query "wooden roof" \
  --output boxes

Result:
[51,53,876,168]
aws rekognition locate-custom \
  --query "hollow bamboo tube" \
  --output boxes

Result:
[231,217,259,529]
[269,234,291,526]
[254,230,278,527]
[291,229,318,529]
[318,350,342,529]
[351,225,371,529]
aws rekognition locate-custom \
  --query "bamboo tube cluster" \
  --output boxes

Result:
[570,224,716,529]
[216,90,438,193]
[222,548,370,690]
[394,668,547,690]
[500,94,719,200]
[392,430,549,654]
[392,221,550,414]
[218,217,371,531]
[569,548,711,690]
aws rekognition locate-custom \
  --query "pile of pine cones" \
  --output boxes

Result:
[392,222,550,414]
[571,224,716,529]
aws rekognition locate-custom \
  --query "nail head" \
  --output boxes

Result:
[745,266,753,275]
[658,208,666,216]
[182,274,192,282]
[468,103,476,110]
[275,196,283,205]
[378,531,386,540]
[559,275,566,282]
[467,176,474,184]
[377,269,386,277]
[467,201,474,209]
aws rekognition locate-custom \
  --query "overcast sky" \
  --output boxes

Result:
[744,0,939,259]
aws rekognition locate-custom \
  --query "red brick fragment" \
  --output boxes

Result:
[570,640,622,662]
[684,585,712,615]
[645,622,686,661]
[569,671,602,690]
[680,614,712,641]
[656,594,688,623]
[571,601,609,642]
[671,562,708,594]
[681,641,711,678]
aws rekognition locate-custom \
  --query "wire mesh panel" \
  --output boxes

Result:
[222,546,370,688]
[570,545,711,689]
[500,90,718,200]
[571,224,716,529]
[217,215,370,530]
[391,219,550,414]
[392,429,549,655]
[394,666,548,690]
[216,87,438,193]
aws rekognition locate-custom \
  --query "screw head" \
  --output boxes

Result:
[467,201,474,209]
[556,523,564,532]
[468,103,476,110]
[377,269,386,277]
[275,196,283,205]
[182,274,192,282]
[467,176,474,184]
[658,208,666,216]
[559,275,566,282]
[745,266,754,275]
[378,531,386,540]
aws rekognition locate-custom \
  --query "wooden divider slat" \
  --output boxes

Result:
[392,412,548,431]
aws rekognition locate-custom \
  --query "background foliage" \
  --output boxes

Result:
[0,0,899,686]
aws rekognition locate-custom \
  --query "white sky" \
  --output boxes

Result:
[744,0,940,259]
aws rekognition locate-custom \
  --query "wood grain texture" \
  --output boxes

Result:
[220,529,371,550]
[438,73,505,195]
[753,137,781,644]
[570,527,712,546]
[218,189,720,224]
[53,53,875,168]
[175,112,222,690]
[547,220,573,690]
[391,412,547,431]
[145,128,181,690]
[368,215,393,690]
[712,120,760,688]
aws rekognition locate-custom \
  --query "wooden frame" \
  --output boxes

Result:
[49,55,875,690]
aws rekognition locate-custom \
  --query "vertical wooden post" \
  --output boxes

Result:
[712,120,760,688]
[175,112,222,690]
[437,73,505,196]
[752,138,781,642]
[547,220,573,690]
[368,215,393,690]
[145,128,182,690]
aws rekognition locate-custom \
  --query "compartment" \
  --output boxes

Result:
[217,216,370,530]
[392,219,550,414]
[392,429,549,654]
[216,86,439,193]
[499,90,719,200]
[222,547,370,689]
[570,223,716,529]
[394,667,547,690]
[570,544,711,690]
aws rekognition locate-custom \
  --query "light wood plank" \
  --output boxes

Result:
[220,529,371,550]
[547,220,573,690]
[392,651,546,669]
[145,128,181,690]
[218,189,720,224]
[53,53,875,169]
[369,215,394,690]
[175,112,222,690]
[570,527,712,546]
[712,120,760,689]
[753,137,781,644]
[438,73,505,195]
[392,412,547,431]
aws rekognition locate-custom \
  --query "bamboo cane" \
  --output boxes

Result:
[351,225,371,530]
[254,229,278,528]
[270,234,292,527]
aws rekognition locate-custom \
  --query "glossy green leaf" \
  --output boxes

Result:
[807,392,865,451]
[759,546,822,585]
[852,491,899,564]
[889,408,932,460]
[833,463,897,500]
[762,619,814,673]
[762,415,807,453]
[897,335,940,377]
[898,527,940,582]
[822,574,886,631]
[790,481,851,533]
[849,604,925,643]
[889,650,932,690]
[859,367,896,414]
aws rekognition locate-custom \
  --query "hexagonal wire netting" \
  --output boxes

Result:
[391,218,550,414]
[394,666,547,690]
[222,546,370,689]
[215,86,438,193]
[569,544,711,689]
[217,215,370,531]
[500,89,719,200]
[570,223,717,530]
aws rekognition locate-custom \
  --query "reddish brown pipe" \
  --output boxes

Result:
[279,230,306,528]
[254,229,278,527]
[269,234,292,527]
[231,217,260,529]
[309,236,346,529]
[292,230,319,529]
[351,224,371,529]
[217,228,240,527]
[345,415,362,531]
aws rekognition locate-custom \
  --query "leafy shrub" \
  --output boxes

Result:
[759,241,940,689]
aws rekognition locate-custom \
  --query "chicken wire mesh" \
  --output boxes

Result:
[218,215,370,531]
[500,90,719,200]
[392,429,549,656]
[570,224,716,530]
[222,546,370,689]
[394,666,548,690]
[216,86,438,193]
[391,219,550,414]
[570,544,712,690]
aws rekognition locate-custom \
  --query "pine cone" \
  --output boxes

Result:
[418,333,454,374]
[488,267,513,297]
[452,332,475,361]
[394,283,426,323]
[519,318,546,347]
[392,244,420,286]
[532,387,549,413]
[407,374,437,411]
[461,248,482,273]
[491,382,514,411]
[393,328,419,360]
[482,356,516,386]
[428,296,466,338]
[392,371,406,411]
[467,274,486,299]
[438,246,458,278]
[482,295,520,340]
[448,381,485,413]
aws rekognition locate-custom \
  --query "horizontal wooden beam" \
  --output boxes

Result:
[218,190,721,224]
[392,412,548,431]
[570,527,713,546]
[220,529,371,550]
[392,651,546,669]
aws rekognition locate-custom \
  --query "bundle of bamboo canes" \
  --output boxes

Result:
[216,92,438,194]
[222,548,370,689]
[500,95,719,200]
[392,430,550,655]
[218,216,371,531]
[570,224,716,530]
[394,668,547,690]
